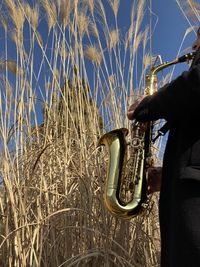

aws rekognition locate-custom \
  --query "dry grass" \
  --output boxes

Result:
[0,0,179,266]
[175,0,200,30]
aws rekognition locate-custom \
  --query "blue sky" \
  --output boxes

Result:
[0,1,196,83]
[152,1,195,59]
[1,1,196,64]
[0,0,197,128]
[0,0,197,159]
[118,1,196,72]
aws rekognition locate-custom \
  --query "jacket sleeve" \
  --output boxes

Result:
[133,63,200,122]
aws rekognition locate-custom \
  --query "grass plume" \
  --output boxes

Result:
[85,45,102,65]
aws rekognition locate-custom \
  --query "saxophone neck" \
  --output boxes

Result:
[144,51,196,96]
[145,74,157,96]
[150,51,195,75]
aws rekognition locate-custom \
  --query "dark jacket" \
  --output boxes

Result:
[133,50,200,267]
[133,49,200,181]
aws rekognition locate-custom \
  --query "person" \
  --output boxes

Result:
[127,27,200,267]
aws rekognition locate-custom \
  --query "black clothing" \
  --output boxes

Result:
[133,51,200,267]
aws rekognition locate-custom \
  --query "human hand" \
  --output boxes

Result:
[147,167,162,194]
[127,96,145,120]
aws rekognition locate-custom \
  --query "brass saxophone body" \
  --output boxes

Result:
[98,52,195,219]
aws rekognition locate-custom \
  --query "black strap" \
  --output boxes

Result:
[152,121,170,143]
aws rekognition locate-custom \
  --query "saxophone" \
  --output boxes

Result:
[98,52,195,219]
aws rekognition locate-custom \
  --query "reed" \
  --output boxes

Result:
[0,0,186,266]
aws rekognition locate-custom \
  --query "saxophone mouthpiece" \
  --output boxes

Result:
[177,52,196,63]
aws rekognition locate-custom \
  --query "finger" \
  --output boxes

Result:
[128,97,144,112]
[127,97,144,120]
[127,110,134,120]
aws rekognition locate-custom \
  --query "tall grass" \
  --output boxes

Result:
[0,0,163,266]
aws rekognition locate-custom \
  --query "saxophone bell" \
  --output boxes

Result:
[98,126,147,218]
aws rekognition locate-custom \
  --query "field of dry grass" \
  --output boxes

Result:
[0,0,197,266]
